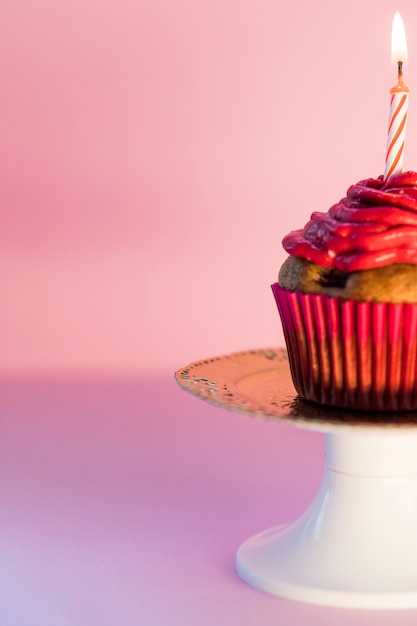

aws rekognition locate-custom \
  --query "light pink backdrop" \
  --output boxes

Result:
[2,0,417,375]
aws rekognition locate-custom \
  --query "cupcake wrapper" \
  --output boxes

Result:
[271,283,417,411]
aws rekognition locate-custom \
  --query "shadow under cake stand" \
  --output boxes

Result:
[175,348,417,610]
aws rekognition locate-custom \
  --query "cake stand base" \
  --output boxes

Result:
[236,430,417,609]
[175,348,417,610]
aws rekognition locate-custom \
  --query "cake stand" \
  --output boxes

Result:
[175,348,417,610]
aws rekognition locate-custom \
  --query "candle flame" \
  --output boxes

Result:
[391,12,408,66]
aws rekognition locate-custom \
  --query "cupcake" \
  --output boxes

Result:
[272,171,417,411]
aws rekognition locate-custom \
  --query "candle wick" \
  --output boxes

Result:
[398,60,403,79]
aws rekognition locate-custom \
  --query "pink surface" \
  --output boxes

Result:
[1,374,417,625]
[3,1,417,375]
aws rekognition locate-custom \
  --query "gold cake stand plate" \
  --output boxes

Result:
[175,347,417,431]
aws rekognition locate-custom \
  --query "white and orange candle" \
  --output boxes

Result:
[384,12,409,181]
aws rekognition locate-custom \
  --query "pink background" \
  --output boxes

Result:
[4,3,417,623]
[3,0,417,376]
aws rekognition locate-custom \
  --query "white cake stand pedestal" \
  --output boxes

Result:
[236,428,417,609]
[175,348,417,609]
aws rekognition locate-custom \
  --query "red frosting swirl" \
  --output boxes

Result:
[283,171,417,271]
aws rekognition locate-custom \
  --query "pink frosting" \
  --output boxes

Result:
[283,171,417,271]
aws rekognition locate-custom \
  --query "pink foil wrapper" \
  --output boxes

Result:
[271,283,417,411]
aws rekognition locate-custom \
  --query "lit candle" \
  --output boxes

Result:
[384,12,409,181]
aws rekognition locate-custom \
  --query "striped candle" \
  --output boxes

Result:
[384,67,409,181]
[384,13,409,182]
